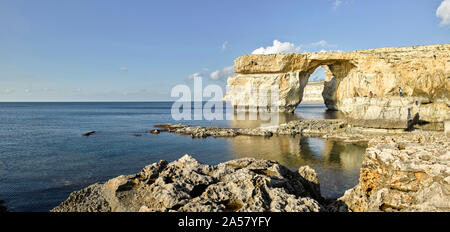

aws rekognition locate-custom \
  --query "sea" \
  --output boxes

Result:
[0,102,366,212]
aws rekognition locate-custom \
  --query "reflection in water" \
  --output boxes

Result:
[229,112,301,128]
[223,103,365,198]
[227,103,345,129]
[227,135,366,199]
[295,103,345,120]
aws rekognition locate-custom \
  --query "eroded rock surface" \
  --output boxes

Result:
[340,132,450,212]
[225,44,450,127]
[51,155,327,212]
[155,121,410,143]
[302,81,325,103]
[156,120,348,138]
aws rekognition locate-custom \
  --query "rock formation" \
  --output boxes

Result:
[155,120,348,138]
[340,132,450,212]
[301,81,324,103]
[51,155,327,212]
[225,44,450,128]
[51,132,449,212]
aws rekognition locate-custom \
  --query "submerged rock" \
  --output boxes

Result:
[51,155,328,212]
[150,129,161,134]
[340,132,450,212]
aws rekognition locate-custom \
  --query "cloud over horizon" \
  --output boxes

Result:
[252,39,339,54]
[221,41,228,52]
[252,40,301,54]
[187,72,203,81]
[437,0,450,26]
[210,66,234,81]
[187,65,235,82]
[333,0,343,11]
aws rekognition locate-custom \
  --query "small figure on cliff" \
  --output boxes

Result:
[369,91,373,98]
[399,87,403,97]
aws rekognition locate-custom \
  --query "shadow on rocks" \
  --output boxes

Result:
[323,199,350,212]
[296,166,350,212]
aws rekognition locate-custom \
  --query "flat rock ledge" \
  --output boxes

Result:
[158,119,347,138]
[340,132,450,212]
[156,119,414,142]
[51,155,341,212]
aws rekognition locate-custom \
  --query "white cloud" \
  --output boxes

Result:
[120,67,128,71]
[252,40,302,54]
[187,66,235,82]
[187,72,203,80]
[310,40,329,47]
[437,0,450,26]
[306,40,339,52]
[209,66,234,81]
[251,40,339,54]
[221,41,228,52]
[333,0,343,11]
[2,88,14,94]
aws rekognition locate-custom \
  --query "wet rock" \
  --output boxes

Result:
[51,155,327,212]
[82,131,96,136]
[150,129,161,134]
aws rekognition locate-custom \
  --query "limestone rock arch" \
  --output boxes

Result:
[224,44,450,128]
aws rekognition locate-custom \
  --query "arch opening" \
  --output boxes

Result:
[294,60,356,119]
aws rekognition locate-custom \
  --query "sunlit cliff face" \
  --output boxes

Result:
[226,44,450,126]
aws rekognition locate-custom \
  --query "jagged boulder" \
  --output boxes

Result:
[51,155,328,212]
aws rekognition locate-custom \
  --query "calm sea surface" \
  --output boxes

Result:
[0,102,366,212]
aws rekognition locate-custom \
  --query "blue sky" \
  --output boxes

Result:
[1,0,449,101]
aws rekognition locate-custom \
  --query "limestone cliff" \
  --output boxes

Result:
[225,44,450,128]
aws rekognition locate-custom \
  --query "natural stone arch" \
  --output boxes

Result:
[224,44,450,128]
[298,60,356,111]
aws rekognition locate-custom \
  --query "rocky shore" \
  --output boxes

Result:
[340,132,450,212]
[52,155,332,212]
[52,129,449,212]
[155,119,414,143]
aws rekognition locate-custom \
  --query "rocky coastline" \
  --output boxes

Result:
[52,122,449,212]
[340,132,450,211]
[154,119,423,143]
[51,43,450,212]
[52,155,331,212]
